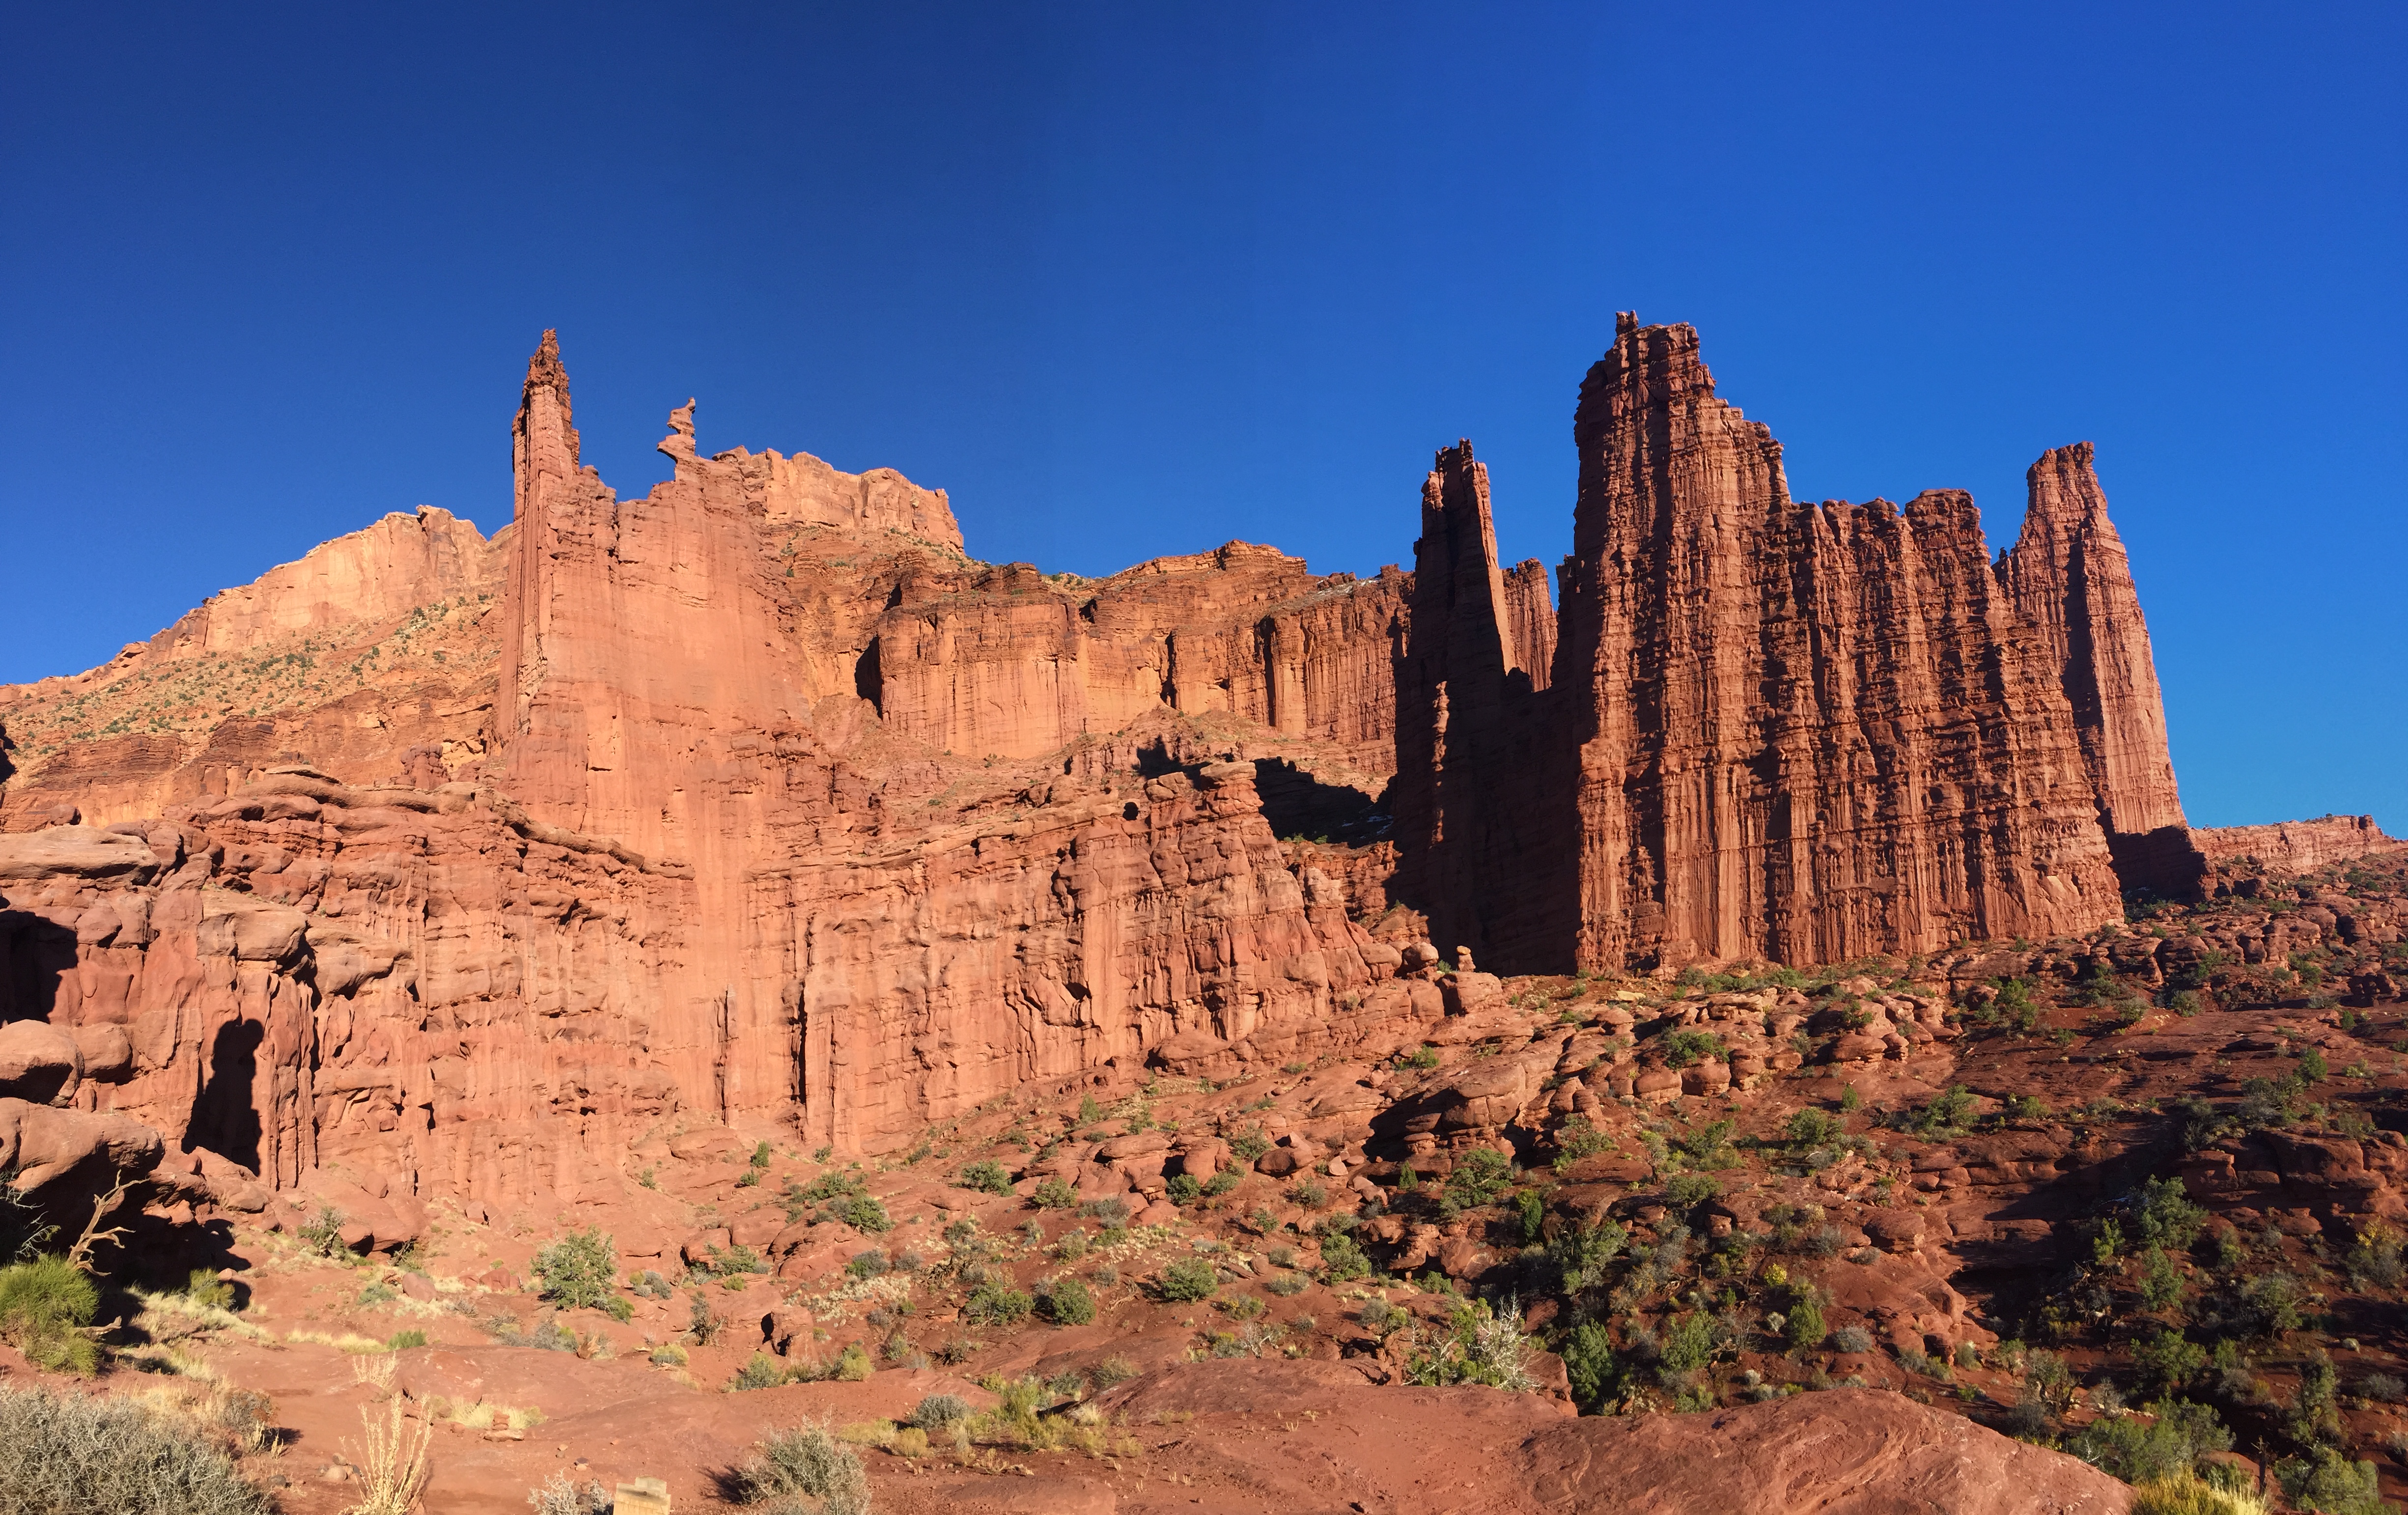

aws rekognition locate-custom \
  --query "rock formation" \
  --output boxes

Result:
[0,332,1411,1206]
[1397,312,2202,973]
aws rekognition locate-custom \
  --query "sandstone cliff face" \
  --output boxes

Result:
[0,506,502,830]
[1397,313,2188,973]
[2194,814,2401,874]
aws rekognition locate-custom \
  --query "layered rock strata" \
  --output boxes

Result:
[0,332,1410,1204]
[1397,313,2195,973]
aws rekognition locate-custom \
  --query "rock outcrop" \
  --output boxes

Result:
[2194,814,2400,875]
[1397,312,2195,973]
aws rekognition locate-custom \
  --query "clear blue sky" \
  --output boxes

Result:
[2,3,2400,832]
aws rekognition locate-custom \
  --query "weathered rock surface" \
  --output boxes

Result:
[1398,312,2194,973]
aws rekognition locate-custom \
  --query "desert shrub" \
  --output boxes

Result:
[1403,1297,1537,1391]
[731,1421,870,1515]
[729,1352,788,1391]
[906,1393,972,1430]
[2343,1225,2404,1291]
[1445,1148,1515,1208]
[1515,1190,1546,1245]
[2133,1178,2210,1252]
[963,1282,1031,1326]
[2278,1445,2386,1515]
[1992,977,2043,1033]
[529,1471,613,1515]
[1317,1231,1370,1283]
[2071,1398,2234,1485]
[1659,1312,1719,1373]
[1828,1325,1875,1354]
[1546,1218,1627,1294]
[1229,1125,1272,1163]
[1288,1178,1329,1210]
[841,1195,892,1234]
[1158,1258,1219,1302]
[0,1384,275,1514]
[1031,1176,1079,1210]
[1165,1174,1202,1205]
[1905,1086,1979,1137]
[2359,1371,2406,1403]
[1786,1109,1844,1147]
[1658,1030,1726,1068]
[1562,1319,1616,1409]
[1665,1173,1721,1208]
[2140,1247,2188,1314]
[1264,1270,1309,1297]
[299,1204,348,1258]
[956,1160,1012,1195]
[2287,1350,2343,1446]
[1038,1276,1096,1325]
[1783,1293,1826,1352]
[1202,1168,1242,1198]
[834,1342,872,1381]
[0,1256,98,1375]
[2133,1326,2209,1397]
[1552,1118,1614,1172]
[1083,1197,1131,1230]
[845,1249,890,1280]
[388,1328,429,1350]
[532,1228,617,1311]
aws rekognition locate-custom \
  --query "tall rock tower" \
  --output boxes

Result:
[1395,314,2193,972]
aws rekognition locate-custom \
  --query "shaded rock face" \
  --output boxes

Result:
[1397,312,2195,973]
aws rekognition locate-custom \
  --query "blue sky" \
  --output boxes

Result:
[2,2,2400,831]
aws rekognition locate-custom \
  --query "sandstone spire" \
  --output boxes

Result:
[1999,441,2187,839]
[1400,313,2158,972]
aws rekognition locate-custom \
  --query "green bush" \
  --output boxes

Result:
[729,1351,788,1391]
[834,1341,873,1381]
[1786,1109,1844,1147]
[1658,1030,1727,1068]
[1158,1258,1219,1302]
[1165,1174,1202,1205]
[1039,1276,1096,1325]
[532,1228,618,1311]
[1229,1127,1272,1162]
[1546,1219,1626,1294]
[963,1282,1032,1326]
[731,1421,870,1515]
[184,1269,234,1310]
[1031,1177,1079,1210]
[0,1257,97,1375]
[956,1160,1012,1195]
[1444,1149,1515,1208]
[387,1328,429,1350]
[2278,1445,2386,1515]
[0,1384,275,1514]
[1317,1231,1370,1283]
[1783,1293,1826,1352]
[2069,1398,2232,1485]
[1562,1319,1616,1409]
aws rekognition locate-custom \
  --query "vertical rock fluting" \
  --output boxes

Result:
[1400,313,2182,972]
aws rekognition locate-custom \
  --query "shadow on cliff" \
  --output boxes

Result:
[0,909,76,1022]
[1251,758,1386,844]
[185,1019,265,1172]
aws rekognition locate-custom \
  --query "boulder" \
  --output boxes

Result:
[0,1020,83,1105]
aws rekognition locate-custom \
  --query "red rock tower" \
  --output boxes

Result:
[1398,314,2191,972]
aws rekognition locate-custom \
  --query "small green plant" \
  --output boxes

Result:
[1166,1174,1203,1205]
[531,1229,619,1312]
[956,1160,1013,1195]
[1229,1126,1272,1163]
[1038,1275,1096,1325]
[1317,1231,1371,1283]
[1658,1030,1727,1068]
[1444,1148,1515,1208]
[1402,1045,1440,1071]
[388,1328,429,1349]
[1159,1258,1220,1302]
[0,1257,97,1375]
[963,1282,1032,1326]
[1031,1176,1078,1210]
